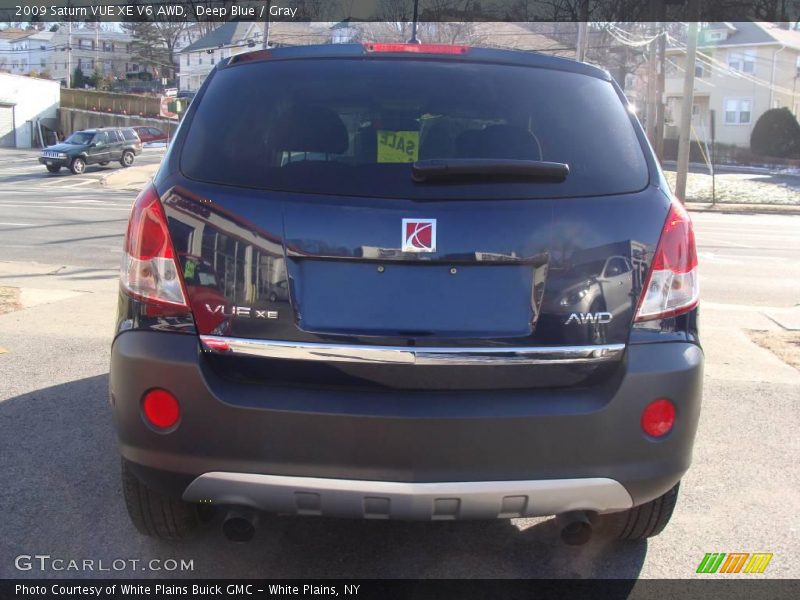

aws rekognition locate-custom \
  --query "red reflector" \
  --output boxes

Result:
[363,42,469,55]
[142,389,180,430]
[641,398,676,437]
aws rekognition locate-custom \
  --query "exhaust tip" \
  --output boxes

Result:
[557,511,593,546]
[222,509,258,543]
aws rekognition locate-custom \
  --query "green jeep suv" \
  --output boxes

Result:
[39,127,143,175]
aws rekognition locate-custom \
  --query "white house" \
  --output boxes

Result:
[0,72,60,148]
[177,22,258,93]
[176,22,330,92]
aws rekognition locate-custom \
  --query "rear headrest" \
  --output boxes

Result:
[271,105,348,154]
[456,125,541,161]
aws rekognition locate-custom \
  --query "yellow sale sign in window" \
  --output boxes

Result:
[377,130,419,163]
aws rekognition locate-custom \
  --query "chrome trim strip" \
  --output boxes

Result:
[199,335,624,366]
[183,472,633,519]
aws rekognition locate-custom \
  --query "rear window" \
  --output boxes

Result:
[180,58,649,199]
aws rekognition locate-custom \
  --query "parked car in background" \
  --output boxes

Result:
[40,127,142,174]
[111,44,702,545]
[132,126,169,144]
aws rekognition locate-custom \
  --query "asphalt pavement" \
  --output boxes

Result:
[0,148,798,579]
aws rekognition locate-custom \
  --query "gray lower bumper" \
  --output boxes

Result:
[183,472,633,520]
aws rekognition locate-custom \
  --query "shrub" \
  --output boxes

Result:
[750,107,800,158]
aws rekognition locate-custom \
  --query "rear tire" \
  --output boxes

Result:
[70,157,85,175]
[46,165,60,173]
[120,150,134,168]
[599,482,680,540]
[121,459,201,540]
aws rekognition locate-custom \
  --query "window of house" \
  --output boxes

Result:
[103,41,114,52]
[724,98,752,124]
[185,55,190,67]
[199,54,203,65]
[79,39,93,50]
[707,31,725,41]
[695,62,705,78]
[40,58,46,68]
[728,50,755,74]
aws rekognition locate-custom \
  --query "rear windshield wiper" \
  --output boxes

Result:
[411,159,569,184]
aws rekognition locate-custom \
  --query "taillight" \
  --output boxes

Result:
[635,200,699,321]
[120,184,189,311]
[363,42,469,55]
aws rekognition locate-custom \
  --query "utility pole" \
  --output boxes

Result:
[66,21,72,88]
[575,1,590,62]
[655,20,667,161]
[646,26,658,145]
[409,0,420,43]
[262,1,272,49]
[675,19,699,203]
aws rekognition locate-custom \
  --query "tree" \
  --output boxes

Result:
[121,21,187,81]
[750,107,800,158]
[72,67,85,89]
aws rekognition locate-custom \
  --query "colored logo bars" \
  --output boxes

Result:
[696,552,773,574]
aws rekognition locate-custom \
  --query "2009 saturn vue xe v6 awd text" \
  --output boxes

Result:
[110,43,702,544]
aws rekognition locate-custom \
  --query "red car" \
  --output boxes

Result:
[131,126,168,144]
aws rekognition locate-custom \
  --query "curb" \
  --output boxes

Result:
[686,202,800,216]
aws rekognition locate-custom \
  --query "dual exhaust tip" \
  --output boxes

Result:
[220,507,595,545]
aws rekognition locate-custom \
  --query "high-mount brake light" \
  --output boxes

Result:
[120,184,189,311]
[635,199,699,321]
[363,43,469,55]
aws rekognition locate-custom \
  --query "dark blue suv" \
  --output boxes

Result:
[111,43,702,544]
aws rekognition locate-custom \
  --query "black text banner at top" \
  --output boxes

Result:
[1,0,799,23]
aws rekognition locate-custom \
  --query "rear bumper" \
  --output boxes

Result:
[111,331,703,517]
[183,473,632,519]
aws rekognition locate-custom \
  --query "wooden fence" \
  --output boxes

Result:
[60,88,162,118]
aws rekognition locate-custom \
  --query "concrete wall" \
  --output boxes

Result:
[58,108,178,138]
[0,73,60,148]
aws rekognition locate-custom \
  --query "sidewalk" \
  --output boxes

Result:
[101,162,159,191]
[686,201,800,215]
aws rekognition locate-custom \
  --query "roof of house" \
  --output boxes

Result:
[469,22,572,57]
[0,29,35,40]
[180,22,255,53]
[268,22,330,46]
[670,22,800,52]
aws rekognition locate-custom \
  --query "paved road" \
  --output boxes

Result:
[0,148,798,579]
[0,147,162,267]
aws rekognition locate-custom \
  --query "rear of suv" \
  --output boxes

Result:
[111,44,702,543]
[40,127,142,174]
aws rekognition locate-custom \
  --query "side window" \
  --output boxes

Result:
[93,132,108,145]
[604,257,631,277]
[122,129,138,141]
[108,130,123,143]
[150,128,162,137]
